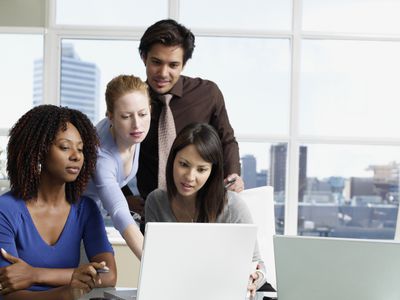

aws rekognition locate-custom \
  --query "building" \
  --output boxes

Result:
[269,144,287,194]
[33,44,100,123]
[241,154,258,188]
[269,144,307,201]
[256,169,268,187]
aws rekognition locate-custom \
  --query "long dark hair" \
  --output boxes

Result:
[165,123,226,222]
[7,105,99,203]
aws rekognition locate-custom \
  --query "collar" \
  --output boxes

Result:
[148,76,184,100]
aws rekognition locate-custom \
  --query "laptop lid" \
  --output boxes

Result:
[274,235,400,300]
[136,222,257,300]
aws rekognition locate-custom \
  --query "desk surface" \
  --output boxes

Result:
[78,288,276,300]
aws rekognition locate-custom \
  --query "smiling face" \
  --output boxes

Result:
[108,90,151,148]
[43,122,84,183]
[173,144,213,201]
[143,43,184,94]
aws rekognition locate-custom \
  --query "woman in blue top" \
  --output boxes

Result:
[145,123,267,298]
[84,75,151,259]
[0,105,116,299]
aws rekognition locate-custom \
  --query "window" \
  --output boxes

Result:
[299,39,400,138]
[239,141,287,234]
[180,0,292,31]
[299,144,400,239]
[56,0,168,27]
[0,34,43,128]
[0,136,9,195]
[184,37,291,136]
[302,0,400,35]
[59,39,143,123]
[3,1,400,238]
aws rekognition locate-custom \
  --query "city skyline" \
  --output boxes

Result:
[34,43,100,123]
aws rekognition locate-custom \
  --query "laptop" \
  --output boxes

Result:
[105,222,257,300]
[273,235,400,300]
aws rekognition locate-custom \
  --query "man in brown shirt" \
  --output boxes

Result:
[136,19,244,201]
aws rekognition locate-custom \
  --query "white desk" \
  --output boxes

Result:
[77,288,276,299]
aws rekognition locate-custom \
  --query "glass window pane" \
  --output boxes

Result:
[184,37,291,136]
[56,0,167,26]
[180,0,292,31]
[299,40,400,138]
[0,136,9,195]
[239,141,287,234]
[57,39,145,124]
[302,0,400,35]
[0,34,43,128]
[299,144,400,239]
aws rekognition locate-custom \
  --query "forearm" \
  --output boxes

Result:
[222,140,241,176]
[33,268,74,287]
[3,285,75,300]
[122,224,143,260]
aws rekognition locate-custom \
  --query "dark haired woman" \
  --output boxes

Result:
[0,105,116,299]
[145,123,266,297]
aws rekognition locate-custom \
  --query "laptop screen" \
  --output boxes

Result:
[136,223,257,300]
[274,235,400,300]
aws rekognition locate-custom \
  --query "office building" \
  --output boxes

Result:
[269,144,307,200]
[256,169,268,187]
[241,154,258,189]
[269,144,287,194]
[33,44,100,123]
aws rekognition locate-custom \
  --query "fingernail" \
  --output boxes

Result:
[1,248,6,254]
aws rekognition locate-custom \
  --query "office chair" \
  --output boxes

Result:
[240,186,276,290]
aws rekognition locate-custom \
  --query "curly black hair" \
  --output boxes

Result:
[7,105,99,203]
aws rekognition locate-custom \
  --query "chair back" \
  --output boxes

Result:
[395,205,400,240]
[241,186,276,289]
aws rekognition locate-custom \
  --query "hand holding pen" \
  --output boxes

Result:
[224,174,244,192]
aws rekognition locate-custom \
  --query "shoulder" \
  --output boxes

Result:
[226,191,249,211]
[0,192,24,213]
[181,75,221,93]
[96,118,110,139]
[146,189,168,207]
[95,142,120,175]
[0,192,24,227]
[75,196,100,215]
[219,191,253,223]
[96,119,117,154]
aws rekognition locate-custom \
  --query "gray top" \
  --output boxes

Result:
[145,189,262,263]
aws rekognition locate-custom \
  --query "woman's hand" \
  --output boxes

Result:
[69,261,107,297]
[247,271,260,298]
[0,248,37,294]
[246,263,266,299]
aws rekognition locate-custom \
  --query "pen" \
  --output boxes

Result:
[224,177,236,189]
[96,266,110,273]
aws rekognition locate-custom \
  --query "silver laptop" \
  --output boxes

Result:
[106,222,257,300]
[274,235,400,300]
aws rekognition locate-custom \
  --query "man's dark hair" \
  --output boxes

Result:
[139,19,195,66]
[7,105,99,203]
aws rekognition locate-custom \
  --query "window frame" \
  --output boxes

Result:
[1,0,400,236]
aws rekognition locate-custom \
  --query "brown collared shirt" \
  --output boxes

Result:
[137,75,240,199]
